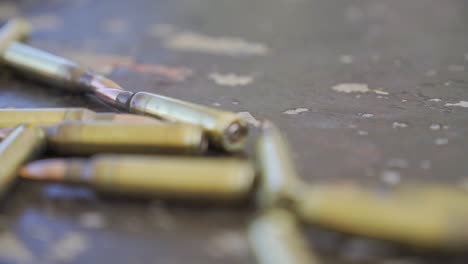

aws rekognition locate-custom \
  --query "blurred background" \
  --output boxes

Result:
[0,0,468,263]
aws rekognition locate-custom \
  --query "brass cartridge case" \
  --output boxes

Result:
[293,184,468,249]
[0,18,31,54]
[65,155,255,201]
[248,209,318,264]
[0,108,96,128]
[127,92,248,152]
[47,122,208,155]
[255,121,303,209]
[0,124,45,197]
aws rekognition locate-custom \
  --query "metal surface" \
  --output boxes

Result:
[0,108,96,128]
[1,0,467,263]
[47,121,208,155]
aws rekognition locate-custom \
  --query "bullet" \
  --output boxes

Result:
[20,155,256,201]
[293,184,468,250]
[0,124,46,198]
[255,121,303,209]
[0,18,248,152]
[0,108,160,129]
[248,209,318,264]
[46,121,208,155]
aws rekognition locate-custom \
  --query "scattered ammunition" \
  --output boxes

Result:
[46,121,208,155]
[0,18,248,152]
[293,184,468,250]
[248,209,318,264]
[255,121,303,209]
[0,108,96,128]
[20,155,255,201]
[0,124,45,198]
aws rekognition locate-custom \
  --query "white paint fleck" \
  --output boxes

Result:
[212,102,221,107]
[425,69,437,77]
[434,138,448,146]
[392,122,408,129]
[339,55,354,64]
[0,3,18,19]
[208,73,253,87]
[332,83,370,93]
[374,89,389,95]
[79,212,106,229]
[30,14,64,31]
[442,125,450,130]
[401,99,407,102]
[361,113,374,118]
[237,112,260,127]
[429,124,441,130]
[0,232,34,263]
[102,18,128,34]
[448,65,465,72]
[232,101,240,105]
[387,158,409,169]
[205,230,250,259]
[429,98,442,102]
[48,232,88,262]
[381,170,401,185]
[147,24,177,38]
[164,31,269,56]
[445,101,468,108]
[420,160,432,170]
[357,130,368,136]
[283,108,309,115]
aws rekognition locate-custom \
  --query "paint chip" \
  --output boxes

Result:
[0,232,34,263]
[448,65,465,72]
[0,3,18,19]
[445,101,468,108]
[361,113,374,118]
[429,124,441,130]
[434,138,448,145]
[429,98,442,102]
[237,112,260,127]
[30,14,63,31]
[420,160,432,170]
[339,55,354,64]
[392,122,408,129]
[164,31,269,56]
[79,212,106,229]
[208,73,253,86]
[48,232,88,262]
[283,108,309,115]
[102,19,128,34]
[374,89,389,95]
[381,170,401,185]
[332,83,370,93]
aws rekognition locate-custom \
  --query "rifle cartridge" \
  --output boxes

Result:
[20,155,256,201]
[255,121,303,209]
[0,108,96,128]
[293,184,468,249]
[0,124,45,197]
[47,121,208,155]
[248,209,318,264]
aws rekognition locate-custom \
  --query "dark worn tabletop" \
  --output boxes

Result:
[0,0,468,263]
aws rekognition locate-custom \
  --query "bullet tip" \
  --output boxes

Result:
[19,159,67,181]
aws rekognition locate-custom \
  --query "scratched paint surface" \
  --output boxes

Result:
[0,0,468,263]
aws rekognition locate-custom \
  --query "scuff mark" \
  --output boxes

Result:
[102,18,128,34]
[445,101,468,108]
[0,3,18,19]
[360,113,374,118]
[373,89,389,95]
[48,232,88,262]
[0,232,34,263]
[208,73,253,87]
[237,112,260,127]
[163,31,269,56]
[30,14,63,31]
[429,98,442,102]
[283,108,309,115]
[332,83,369,93]
[392,122,408,128]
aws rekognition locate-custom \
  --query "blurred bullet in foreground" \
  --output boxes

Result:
[248,209,319,264]
[293,184,468,250]
[0,124,45,199]
[255,121,304,209]
[20,155,255,202]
